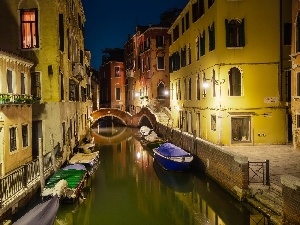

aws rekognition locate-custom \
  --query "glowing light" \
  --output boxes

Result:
[136,152,141,159]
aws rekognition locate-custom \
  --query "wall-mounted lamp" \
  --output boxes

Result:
[135,92,140,97]
[203,78,225,88]
[164,90,169,96]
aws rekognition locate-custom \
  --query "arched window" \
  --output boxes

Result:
[157,82,165,99]
[229,67,242,96]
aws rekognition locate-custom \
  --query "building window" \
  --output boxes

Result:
[208,23,215,51]
[297,72,300,96]
[178,80,181,100]
[212,70,216,97]
[200,31,205,56]
[211,115,216,131]
[181,46,186,67]
[116,87,121,100]
[21,72,26,94]
[115,66,120,77]
[208,0,215,8]
[284,23,291,46]
[59,14,64,51]
[231,117,251,142]
[202,74,207,97]
[196,74,201,100]
[297,114,300,128]
[229,67,242,96]
[157,82,166,99]
[297,13,300,53]
[187,43,191,65]
[20,9,39,49]
[22,124,28,148]
[188,77,192,100]
[185,12,190,30]
[181,17,185,34]
[7,69,14,93]
[10,127,17,152]
[60,72,64,101]
[225,19,245,47]
[173,25,179,41]
[157,56,165,70]
[62,122,66,145]
[184,78,187,100]
[156,36,164,48]
[31,72,41,100]
[69,79,76,101]
[196,36,200,61]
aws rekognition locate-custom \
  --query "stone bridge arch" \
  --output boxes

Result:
[91,107,158,128]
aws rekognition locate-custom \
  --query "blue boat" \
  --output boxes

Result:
[153,142,193,172]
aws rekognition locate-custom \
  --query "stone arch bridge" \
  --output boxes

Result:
[91,107,169,129]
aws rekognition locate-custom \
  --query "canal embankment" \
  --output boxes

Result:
[155,122,300,225]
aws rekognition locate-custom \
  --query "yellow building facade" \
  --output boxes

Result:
[168,0,291,146]
[0,0,92,164]
[0,51,34,176]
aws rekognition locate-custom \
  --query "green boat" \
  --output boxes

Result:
[41,167,87,203]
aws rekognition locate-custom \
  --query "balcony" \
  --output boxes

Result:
[0,94,35,105]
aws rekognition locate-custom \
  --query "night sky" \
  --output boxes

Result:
[82,0,188,69]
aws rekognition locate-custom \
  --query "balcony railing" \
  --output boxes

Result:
[0,94,35,105]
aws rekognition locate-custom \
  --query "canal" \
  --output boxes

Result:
[13,126,268,225]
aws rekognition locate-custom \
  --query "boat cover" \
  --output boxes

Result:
[69,152,99,165]
[156,143,190,157]
[13,195,59,225]
[63,164,87,171]
[45,169,86,189]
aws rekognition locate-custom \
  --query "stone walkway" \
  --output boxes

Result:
[222,144,300,187]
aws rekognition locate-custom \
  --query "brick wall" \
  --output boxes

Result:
[281,175,300,224]
[155,123,249,200]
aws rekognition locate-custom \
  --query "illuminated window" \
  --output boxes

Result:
[22,124,28,148]
[225,19,245,47]
[20,9,39,49]
[229,67,242,96]
[115,66,120,77]
[231,117,251,142]
[211,115,216,131]
[10,127,17,152]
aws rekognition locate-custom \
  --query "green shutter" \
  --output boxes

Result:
[240,18,245,47]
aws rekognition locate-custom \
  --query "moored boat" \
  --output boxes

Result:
[41,166,87,203]
[69,152,99,175]
[153,142,193,172]
[13,195,59,225]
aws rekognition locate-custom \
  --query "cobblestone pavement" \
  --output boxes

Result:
[222,144,300,186]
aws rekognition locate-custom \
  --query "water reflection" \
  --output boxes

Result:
[53,127,268,225]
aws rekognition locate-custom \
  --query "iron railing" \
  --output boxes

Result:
[0,153,56,208]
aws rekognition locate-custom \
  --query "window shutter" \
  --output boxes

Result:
[240,18,245,47]
[225,19,230,47]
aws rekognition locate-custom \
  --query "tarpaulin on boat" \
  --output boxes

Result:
[157,143,190,157]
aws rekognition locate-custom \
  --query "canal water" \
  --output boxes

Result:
[13,126,268,225]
